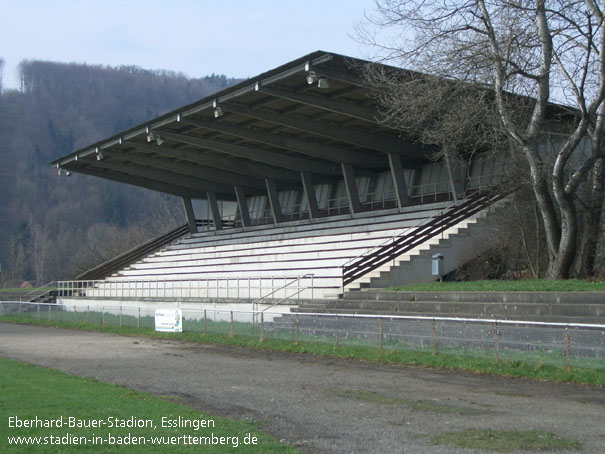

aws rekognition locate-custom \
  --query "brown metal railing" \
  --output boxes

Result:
[342,192,504,288]
[76,223,194,280]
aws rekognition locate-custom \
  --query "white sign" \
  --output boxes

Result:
[154,309,183,332]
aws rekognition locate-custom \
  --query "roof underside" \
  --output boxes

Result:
[51,51,435,201]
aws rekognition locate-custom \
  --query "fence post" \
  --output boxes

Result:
[379,318,383,350]
[432,320,437,356]
[295,313,299,345]
[37,304,40,321]
[493,322,499,363]
[203,309,207,335]
[565,327,571,372]
[260,312,264,343]
[102,306,105,327]
[119,306,123,327]
[48,305,51,321]
[137,307,140,328]
[87,305,90,324]
[229,311,234,338]
[335,316,339,349]
[60,305,63,322]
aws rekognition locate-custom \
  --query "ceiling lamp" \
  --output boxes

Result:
[155,135,164,146]
[213,106,223,118]
[306,71,318,85]
[317,77,330,89]
[96,152,104,161]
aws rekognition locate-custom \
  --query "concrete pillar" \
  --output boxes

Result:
[182,197,198,234]
[388,153,409,208]
[206,192,222,231]
[301,172,320,220]
[234,185,251,227]
[265,179,284,224]
[341,162,362,213]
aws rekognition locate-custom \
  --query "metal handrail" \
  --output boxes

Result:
[57,274,316,301]
[5,300,605,330]
[342,192,503,287]
[76,223,192,280]
[341,199,459,269]
[251,274,314,314]
[23,281,58,302]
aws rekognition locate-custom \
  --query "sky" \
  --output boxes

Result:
[0,0,378,90]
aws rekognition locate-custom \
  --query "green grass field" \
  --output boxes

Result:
[2,314,604,386]
[389,279,605,292]
[428,429,581,452]
[0,356,297,453]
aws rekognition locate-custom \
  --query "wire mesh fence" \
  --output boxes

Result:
[1,301,604,371]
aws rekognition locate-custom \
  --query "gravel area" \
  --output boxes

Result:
[1,322,604,453]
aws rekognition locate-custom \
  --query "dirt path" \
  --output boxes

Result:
[1,322,603,453]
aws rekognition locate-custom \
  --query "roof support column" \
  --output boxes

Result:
[443,148,460,203]
[265,179,284,224]
[341,162,362,214]
[301,172,320,220]
[207,192,223,231]
[388,153,409,209]
[234,185,252,227]
[182,197,198,234]
[451,158,468,199]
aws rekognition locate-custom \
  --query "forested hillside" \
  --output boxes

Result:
[0,60,239,286]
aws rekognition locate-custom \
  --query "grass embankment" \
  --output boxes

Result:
[0,356,296,453]
[2,315,603,386]
[390,279,605,292]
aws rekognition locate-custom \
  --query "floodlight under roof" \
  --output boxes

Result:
[306,71,318,85]
[317,77,330,89]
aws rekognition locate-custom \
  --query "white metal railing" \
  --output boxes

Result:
[2,301,603,370]
[56,275,316,301]
[251,274,315,314]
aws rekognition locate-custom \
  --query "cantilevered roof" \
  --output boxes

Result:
[51,51,433,201]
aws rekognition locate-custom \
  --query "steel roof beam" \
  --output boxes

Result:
[103,150,266,191]
[63,164,206,199]
[179,117,385,167]
[157,129,338,176]
[93,160,236,196]
[222,102,416,156]
[258,85,377,123]
[124,141,302,184]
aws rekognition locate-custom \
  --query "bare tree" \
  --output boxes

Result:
[358,0,605,279]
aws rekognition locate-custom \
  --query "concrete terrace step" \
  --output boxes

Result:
[287,308,603,324]
[295,299,605,317]
[182,203,449,244]
[344,290,605,305]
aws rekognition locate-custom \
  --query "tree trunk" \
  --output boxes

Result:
[575,157,604,277]
[547,193,577,279]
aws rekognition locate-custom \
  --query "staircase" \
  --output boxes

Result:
[344,192,506,291]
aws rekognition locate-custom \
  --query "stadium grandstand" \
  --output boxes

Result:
[51,51,507,312]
